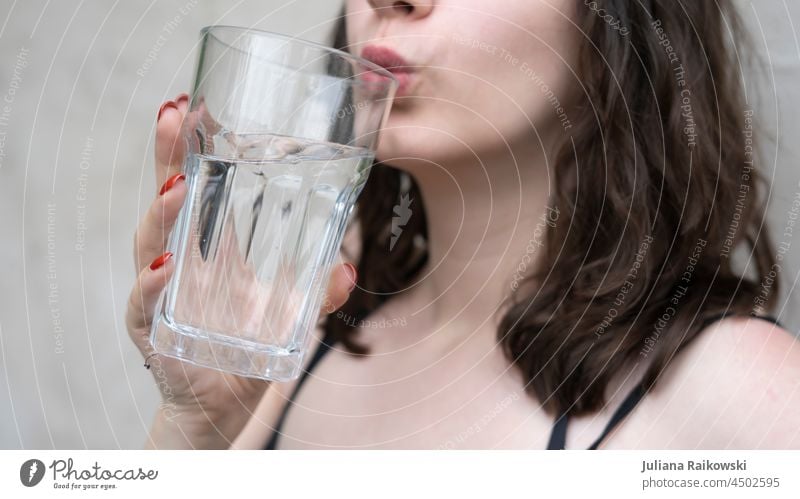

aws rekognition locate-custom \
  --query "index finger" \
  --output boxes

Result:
[154,93,189,190]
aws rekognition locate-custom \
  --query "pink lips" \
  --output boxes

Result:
[359,45,414,96]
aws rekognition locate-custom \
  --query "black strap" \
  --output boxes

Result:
[546,411,570,450]
[264,330,337,450]
[547,379,648,450]
[587,382,647,449]
[545,313,783,450]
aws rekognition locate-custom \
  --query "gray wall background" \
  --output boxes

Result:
[1,0,798,449]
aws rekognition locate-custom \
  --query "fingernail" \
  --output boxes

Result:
[159,173,185,195]
[150,252,173,271]
[343,263,357,292]
[176,93,189,106]
[157,100,178,121]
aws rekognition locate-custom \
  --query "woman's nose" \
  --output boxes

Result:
[366,0,434,20]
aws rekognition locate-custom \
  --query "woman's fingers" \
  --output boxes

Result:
[154,93,188,189]
[126,252,175,354]
[133,174,187,272]
[320,263,357,315]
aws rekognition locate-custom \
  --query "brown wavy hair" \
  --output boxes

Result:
[325,0,779,417]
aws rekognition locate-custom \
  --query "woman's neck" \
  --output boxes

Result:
[402,141,555,337]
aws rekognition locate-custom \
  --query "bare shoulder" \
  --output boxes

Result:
[650,315,800,449]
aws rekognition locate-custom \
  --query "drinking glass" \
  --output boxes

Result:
[149,25,397,381]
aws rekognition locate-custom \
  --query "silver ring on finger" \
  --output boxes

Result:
[144,352,158,370]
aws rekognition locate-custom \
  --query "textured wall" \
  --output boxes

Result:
[0,0,798,449]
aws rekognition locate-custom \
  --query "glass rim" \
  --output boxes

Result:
[199,24,399,90]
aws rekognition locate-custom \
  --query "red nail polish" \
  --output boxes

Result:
[343,263,357,292]
[176,93,189,106]
[150,252,173,271]
[159,173,185,195]
[157,100,178,121]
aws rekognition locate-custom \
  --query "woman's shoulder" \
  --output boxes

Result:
[649,315,800,448]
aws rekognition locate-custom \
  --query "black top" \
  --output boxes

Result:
[265,312,783,450]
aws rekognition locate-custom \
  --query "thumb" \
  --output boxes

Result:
[320,262,357,315]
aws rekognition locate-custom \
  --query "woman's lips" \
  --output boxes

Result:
[359,45,415,97]
[361,45,411,70]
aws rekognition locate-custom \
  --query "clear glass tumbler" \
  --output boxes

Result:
[149,25,397,381]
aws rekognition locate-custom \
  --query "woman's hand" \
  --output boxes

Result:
[126,93,357,449]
